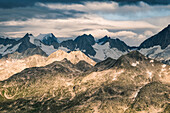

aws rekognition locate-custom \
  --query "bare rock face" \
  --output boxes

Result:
[139,24,170,50]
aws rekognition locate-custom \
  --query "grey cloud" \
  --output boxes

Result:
[107,28,157,36]
[0,1,169,46]
[0,1,170,23]
[0,25,24,32]
[0,5,85,22]
[40,2,170,21]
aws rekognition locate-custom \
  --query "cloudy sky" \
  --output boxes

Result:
[0,0,170,46]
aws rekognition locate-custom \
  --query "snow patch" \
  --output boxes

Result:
[112,70,124,81]
[29,35,36,44]
[2,43,22,56]
[92,42,126,60]
[147,71,152,79]
[140,45,170,61]
[36,33,52,40]
[162,64,166,68]
[161,68,166,72]
[131,63,137,67]
[131,61,140,67]
[0,44,12,54]
[161,64,167,72]
[150,60,154,63]
[113,76,116,80]
[36,33,58,43]
[82,49,86,52]
[140,45,163,57]
[40,44,58,55]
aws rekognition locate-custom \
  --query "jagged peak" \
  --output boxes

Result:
[24,33,33,37]
[100,35,111,40]
[104,35,110,38]
[82,34,88,36]
[82,34,92,37]
[21,33,34,41]
[76,34,94,39]
[97,35,111,44]
[74,34,95,46]
[139,24,170,49]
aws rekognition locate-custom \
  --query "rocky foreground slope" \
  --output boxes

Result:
[0,51,169,113]
[0,50,96,81]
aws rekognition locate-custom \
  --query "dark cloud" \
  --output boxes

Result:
[76,29,95,32]
[113,0,170,5]
[0,0,170,9]
[0,5,85,22]
[107,28,156,35]
[0,0,100,8]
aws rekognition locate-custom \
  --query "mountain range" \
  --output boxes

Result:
[0,25,170,65]
[0,24,169,112]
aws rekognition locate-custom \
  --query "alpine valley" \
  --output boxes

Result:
[0,25,169,113]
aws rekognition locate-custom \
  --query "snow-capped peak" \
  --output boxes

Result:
[37,33,52,40]
[36,33,58,42]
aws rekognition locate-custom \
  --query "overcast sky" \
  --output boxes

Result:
[0,0,170,46]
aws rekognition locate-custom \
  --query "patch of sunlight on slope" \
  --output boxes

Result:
[0,50,96,81]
